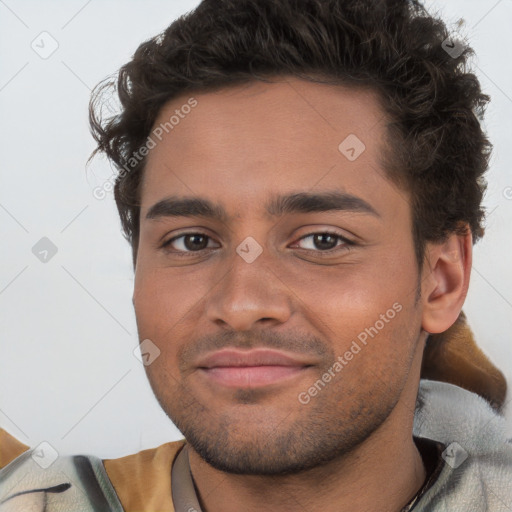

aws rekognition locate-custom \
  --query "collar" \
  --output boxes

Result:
[171,444,202,512]
[400,437,446,511]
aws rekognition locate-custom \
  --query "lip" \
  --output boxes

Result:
[196,348,313,368]
[196,348,313,389]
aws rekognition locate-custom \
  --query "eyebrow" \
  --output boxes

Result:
[145,191,380,222]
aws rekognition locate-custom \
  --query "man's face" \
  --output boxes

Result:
[133,77,425,474]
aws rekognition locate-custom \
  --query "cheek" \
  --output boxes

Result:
[132,263,214,344]
[133,270,192,388]
[274,252,418,364]
[279,249,415,319]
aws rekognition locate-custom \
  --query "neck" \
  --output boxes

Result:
[188,337,428,512]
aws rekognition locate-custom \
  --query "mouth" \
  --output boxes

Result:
[196,348,314,389]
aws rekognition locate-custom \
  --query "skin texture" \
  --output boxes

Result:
[132,77,472,512]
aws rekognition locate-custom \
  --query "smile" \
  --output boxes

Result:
[199,365,310,388]
[195,348,315,389]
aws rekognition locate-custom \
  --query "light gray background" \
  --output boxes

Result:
[1,0,511,459]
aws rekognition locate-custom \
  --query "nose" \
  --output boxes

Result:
[205,249,293,331]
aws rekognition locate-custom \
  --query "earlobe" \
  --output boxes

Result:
[421,228,472,334]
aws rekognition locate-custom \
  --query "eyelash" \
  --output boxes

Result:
[161,230,355,257]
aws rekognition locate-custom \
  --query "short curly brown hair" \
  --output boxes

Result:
[88,0,492,269]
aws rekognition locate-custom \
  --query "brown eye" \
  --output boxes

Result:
[294,231,352,252]
[311,233,338,250]
[162,232,219,253]
[183,234,209,251]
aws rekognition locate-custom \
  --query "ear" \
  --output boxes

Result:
[421,227,472,334]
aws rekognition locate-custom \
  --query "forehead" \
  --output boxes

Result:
[140,77,405,220]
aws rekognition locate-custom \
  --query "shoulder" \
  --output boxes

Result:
[103,438,186,512]
[414,380,512,511]
[0,428,186,512]
[415,379,511,449]
[0,430,124,511]
[0,428,30,469]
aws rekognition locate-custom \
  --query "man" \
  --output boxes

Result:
[1,0,511,510]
